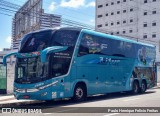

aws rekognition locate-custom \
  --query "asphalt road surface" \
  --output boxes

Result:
[1,88,160,116]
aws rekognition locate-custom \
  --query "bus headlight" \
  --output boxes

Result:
[27,88,39,92]
[15,88,26,93]
[14,87,39,93]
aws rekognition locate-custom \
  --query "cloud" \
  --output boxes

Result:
[90,19,95,23]
[60,0,85,8]
[48,1,57,12]
[0,48,2,51]
[6,36,11,43]
[86,1,95,7]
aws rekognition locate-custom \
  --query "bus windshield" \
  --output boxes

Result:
[19,31,52,53]
[15,29,80,84]
[15,57,48,84]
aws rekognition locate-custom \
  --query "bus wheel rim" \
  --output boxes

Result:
[76,88,83,99]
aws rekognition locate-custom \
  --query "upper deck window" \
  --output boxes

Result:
[19,31,52,53]
[51,30,80,47]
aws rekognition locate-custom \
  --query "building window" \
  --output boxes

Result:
[123,30,126,34]
[123,0,127,2]
[144,11,147,15]
[111,32,114,35]
[143,23,147,27]
[130,19,133,23]
[97,24,102,28]
[130,8,133,12]
[106,13,108,16]
[117,1,120,4]
[105,23,108,26]
[111,22,114,26]
[123,20,126,24]
[117,11,120,14]
[152,34,156,38]
[111,12,114,15]
[144,0,147,3]
[129,29,133,33]
[98,15,103,18]
[117,21,120,25]
[117,31,119,34]
[111,2,114,5]
[153,0,156,2]
[152,10,156,14]
[143,34,147,39]
[123,9,127,13]
[152,22,156,26]
[98,5,103,8]
[106,3,108,6]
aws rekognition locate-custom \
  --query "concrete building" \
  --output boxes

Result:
[40,13,61,30]
[12,13,61,50]
[96,0,160,62]
[12,0,61,50]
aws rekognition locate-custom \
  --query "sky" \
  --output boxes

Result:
[0,0,95,51]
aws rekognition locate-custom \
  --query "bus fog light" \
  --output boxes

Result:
[41,92,47,96]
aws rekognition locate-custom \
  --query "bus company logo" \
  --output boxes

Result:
[99,57,121,65]
[100,44,108,49]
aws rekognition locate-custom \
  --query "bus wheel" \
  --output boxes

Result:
[140,81,147,93]
[73,84,87,102]
[132,81,140,94]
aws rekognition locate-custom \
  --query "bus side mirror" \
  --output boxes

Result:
[3,52,17,66]
[40,46,68,63]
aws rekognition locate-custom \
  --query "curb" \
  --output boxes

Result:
[0,100,44,107]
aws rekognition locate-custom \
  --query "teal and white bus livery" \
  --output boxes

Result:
[3,27,156,101]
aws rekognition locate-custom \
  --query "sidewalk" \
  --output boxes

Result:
[0,95,43,107]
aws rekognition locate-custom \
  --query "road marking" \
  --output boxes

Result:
[44,113,53,115]
[123,98,140,102]
[55,108,79,113]
[103,113,120,116]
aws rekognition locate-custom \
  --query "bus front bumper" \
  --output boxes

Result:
[14,87,64,101]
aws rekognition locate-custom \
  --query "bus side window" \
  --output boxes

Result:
[78,35,90,57]
[78,45,89,57]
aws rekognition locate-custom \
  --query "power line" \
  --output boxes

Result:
[0,1,94,29]
[0,11,13,16]
[0,2,156,43]
[2,0,95,24]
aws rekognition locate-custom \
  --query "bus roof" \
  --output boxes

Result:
[29,27,82,34]
[24,27,154,48]
[81,29,155,48]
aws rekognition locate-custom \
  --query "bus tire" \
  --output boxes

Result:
[131,81,140,94]
[73,84,87,102]
[140,80,147,93]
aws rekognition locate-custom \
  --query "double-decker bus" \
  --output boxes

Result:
[3,27,156,101]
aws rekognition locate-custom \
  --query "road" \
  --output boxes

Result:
[1,88,160,116]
